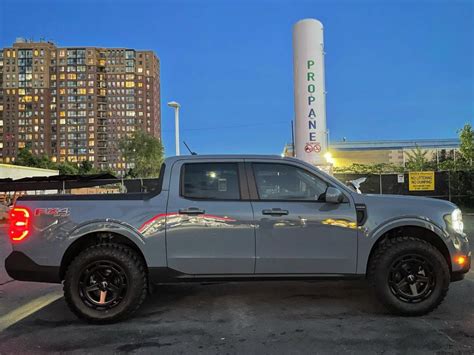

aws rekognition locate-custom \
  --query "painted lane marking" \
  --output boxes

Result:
[0,290,62,333]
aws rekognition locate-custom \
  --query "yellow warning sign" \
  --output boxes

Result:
[409,171,435,191]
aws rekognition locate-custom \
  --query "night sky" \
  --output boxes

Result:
[1,0,472,156]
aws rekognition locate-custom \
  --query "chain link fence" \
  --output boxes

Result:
[334,170,474,211]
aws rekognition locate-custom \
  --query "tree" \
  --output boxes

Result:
[15,148,38,167]
[56,162,79,175]
[14,148,94,176]
[405,145,432,171]
[15,148,55,170]
[119,131,164,178]
[458,123,473,166]
[333,163,403,174]
[78,160,94,175]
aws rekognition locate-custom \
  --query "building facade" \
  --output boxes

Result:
[0,39,160,175]
[283,138,461,168]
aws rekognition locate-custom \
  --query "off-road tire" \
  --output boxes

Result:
[368,236,450,316]
[64,243,147,323]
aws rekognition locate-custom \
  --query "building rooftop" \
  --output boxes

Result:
[283,138,460,154]
[329,138,460,151]
[0,163,59,174]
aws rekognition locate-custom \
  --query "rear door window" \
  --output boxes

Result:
[181,163,240,200]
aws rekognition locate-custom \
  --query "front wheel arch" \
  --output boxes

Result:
[366,225,452,276]
[367,236,450,316]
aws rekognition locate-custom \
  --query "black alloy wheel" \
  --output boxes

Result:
[64,243,147,323]
[79,260,128,310]
[388,254,436,303]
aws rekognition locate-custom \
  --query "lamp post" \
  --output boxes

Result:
[167,101,181,156]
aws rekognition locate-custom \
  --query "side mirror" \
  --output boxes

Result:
[325,187,344,204]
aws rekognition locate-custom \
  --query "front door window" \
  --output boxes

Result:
[253,163,327,201]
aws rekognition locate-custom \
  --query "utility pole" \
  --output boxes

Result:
[291,120,295,157]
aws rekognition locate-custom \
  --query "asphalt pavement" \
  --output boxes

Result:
[0,218,473,354]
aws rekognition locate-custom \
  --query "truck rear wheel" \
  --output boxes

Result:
[64,243,147,323]
[368,236,450,316]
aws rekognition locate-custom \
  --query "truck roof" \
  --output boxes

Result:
[163,154,297,164]
[162,155,351,192]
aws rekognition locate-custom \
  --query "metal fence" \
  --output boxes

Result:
[334,171,474,210]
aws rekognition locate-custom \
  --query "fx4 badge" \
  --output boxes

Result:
[35,208,70,217]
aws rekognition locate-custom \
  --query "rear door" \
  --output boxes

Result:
[247,160,358,274]
[166,159,255,274]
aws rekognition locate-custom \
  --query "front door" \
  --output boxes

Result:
[166,160,255,275]
[249,161,358,274]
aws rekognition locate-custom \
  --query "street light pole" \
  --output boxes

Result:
[167,101,181,156]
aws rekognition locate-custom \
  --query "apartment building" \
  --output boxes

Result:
[0,39,160,174]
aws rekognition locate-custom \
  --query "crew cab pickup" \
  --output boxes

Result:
[5,155,471,323]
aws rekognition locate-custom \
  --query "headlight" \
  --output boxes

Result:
[451,209,464,234]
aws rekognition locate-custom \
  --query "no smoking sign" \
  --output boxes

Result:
[304,142,321,153]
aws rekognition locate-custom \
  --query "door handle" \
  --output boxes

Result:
[262,208,289,216]
[179,207,205,215]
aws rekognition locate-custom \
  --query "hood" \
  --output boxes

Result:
[363,194,457,209]
[358,194,458,229]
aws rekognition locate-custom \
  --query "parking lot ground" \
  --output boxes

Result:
[0,217,473,354]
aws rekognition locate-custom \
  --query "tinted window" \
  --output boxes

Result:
[253,163,327,201]
[182,163,240,200]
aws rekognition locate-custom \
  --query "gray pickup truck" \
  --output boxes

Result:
[5,155,471,323]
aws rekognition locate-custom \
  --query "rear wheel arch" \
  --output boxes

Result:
[60,231,147,281]
[366,225,452,275]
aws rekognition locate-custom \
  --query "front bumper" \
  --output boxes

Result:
[5,251,61,283]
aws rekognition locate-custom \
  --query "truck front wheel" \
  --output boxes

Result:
[64,243,148,323]
[368,236,450,316]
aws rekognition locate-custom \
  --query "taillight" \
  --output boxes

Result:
[9,206,31,243]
